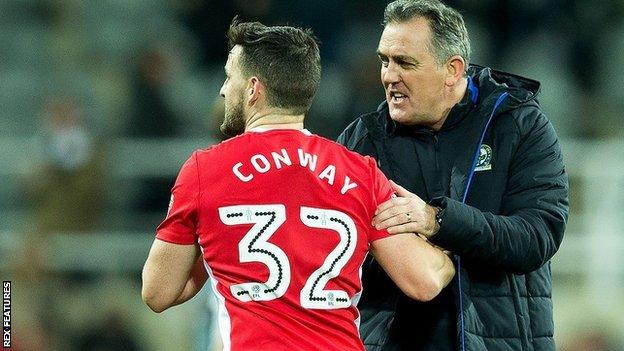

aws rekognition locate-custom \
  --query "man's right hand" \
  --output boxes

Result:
[373,180,440,239]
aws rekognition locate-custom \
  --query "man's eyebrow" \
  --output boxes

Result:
[376,51,416,64]
[393,55,417,64]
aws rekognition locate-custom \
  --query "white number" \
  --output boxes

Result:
[219,204,356,309]
[300,207,357,309]
[219,205,290,302]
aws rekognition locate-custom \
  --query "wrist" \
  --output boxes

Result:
[426,205,442,238]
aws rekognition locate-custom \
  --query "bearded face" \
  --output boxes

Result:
[220,87,246,137]
[219,45,249,137]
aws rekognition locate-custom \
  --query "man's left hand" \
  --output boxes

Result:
[373,180,440,238]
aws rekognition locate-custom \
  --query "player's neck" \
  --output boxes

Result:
[245,109,305,131]
[246,122,304,131]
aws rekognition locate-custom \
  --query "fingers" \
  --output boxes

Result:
[373,202,412,226]
[374,182,430,235]
[375,196,410,216]
[385,223,419,235]
[377,181,425,217]
[374,210,413,231]
[389,180,417,198]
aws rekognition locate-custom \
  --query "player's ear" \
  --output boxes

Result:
[247,77,263,105]
[444,55,466,87]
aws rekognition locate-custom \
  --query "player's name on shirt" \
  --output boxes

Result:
[231,148,358,195]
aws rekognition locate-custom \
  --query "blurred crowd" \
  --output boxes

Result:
[1,0,624,350]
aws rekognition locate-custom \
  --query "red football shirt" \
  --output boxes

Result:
[156,129,393,351]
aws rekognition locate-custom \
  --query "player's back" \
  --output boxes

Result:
[164,129,391,351]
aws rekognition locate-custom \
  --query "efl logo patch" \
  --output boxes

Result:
[475,144,492,171]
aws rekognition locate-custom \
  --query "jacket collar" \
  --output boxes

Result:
[372,66,541,138]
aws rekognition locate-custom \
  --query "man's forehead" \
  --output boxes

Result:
[378,18,431,53]
[225,45,243,69]
[229,45,243,55]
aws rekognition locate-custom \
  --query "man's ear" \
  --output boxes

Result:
[444,55,466,86]
[246,77,263,105]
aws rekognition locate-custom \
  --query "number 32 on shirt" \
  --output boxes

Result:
[218,204,357,310]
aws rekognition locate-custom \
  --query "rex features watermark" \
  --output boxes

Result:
[3,281,10,348]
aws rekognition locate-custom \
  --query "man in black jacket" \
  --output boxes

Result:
[337,0,569,350]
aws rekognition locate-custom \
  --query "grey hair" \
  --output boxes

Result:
[383,0,471,68]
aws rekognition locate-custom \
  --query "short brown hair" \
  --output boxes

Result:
[383,0,471,68]
[227,18,321,114]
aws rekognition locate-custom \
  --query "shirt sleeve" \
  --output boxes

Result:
[367,156,394,243]
[155,152,200,245]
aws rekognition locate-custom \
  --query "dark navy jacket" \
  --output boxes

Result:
[337,66,569,351]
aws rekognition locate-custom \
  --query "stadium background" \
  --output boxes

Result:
[1,0,623,350]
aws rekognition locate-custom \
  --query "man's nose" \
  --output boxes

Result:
[382,63,401,85]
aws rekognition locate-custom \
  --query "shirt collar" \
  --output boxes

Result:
[248,127,312,136]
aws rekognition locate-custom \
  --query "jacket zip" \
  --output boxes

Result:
[457,92,510,351]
